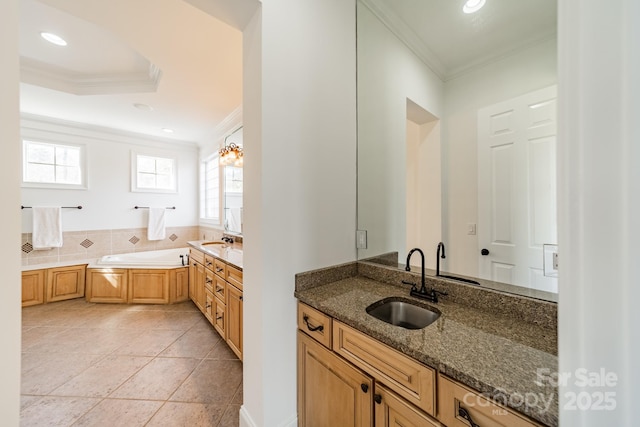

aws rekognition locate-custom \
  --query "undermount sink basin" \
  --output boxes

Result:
[366,297,440,330]
[202,241,226,246]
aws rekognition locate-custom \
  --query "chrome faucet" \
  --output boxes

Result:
[436,242,446,276]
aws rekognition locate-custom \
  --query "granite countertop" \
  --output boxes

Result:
[187,240,243,270]
[295,276,558,427]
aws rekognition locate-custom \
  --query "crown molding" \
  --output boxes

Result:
[445,32,557,81]
[359,0,446,80]
[358,0,556,82]
[20,112,198,150]
[19,57,162,95]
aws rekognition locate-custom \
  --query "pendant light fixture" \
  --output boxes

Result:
[219,126,244,167]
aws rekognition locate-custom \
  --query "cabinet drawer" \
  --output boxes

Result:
[225,264,243,290]
[205,271,215,293]
[214,275,226,303]
[204,254,215,271]
[213,258,226,278]
[190,249,204,265]
[298,302,333,349]
[333,320,436,416]
[438,375,543,427]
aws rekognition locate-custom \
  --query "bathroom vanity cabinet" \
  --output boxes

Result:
[297,302,544,427]
[189,246,243,360]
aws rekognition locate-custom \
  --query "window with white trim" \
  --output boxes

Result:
[22,140,86,189]
[201,154,221,224]
[131,152,177,193]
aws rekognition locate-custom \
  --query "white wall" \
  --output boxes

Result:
[558,0,640,425]
[357,2,444,260]
[441,38,557,278]
[20,115,199,232]
[406,118,441,269]
[241,0,357,425]
[0,0,22,423]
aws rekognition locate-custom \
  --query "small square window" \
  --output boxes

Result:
[22,140,87,189]
[131,152,177,193]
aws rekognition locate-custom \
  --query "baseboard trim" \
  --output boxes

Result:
[239,406,298,427]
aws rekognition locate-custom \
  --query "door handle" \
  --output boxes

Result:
[481,248,490,256]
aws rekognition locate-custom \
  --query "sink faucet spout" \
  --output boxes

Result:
[436,242,446,276]
[405,248,426,293]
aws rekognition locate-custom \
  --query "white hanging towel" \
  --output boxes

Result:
[147,208,166,240]
[227,207,242,233]
[32,206,63,250]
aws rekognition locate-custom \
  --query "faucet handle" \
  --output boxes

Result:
[401,280,418,292]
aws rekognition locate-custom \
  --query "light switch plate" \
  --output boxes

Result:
[356,230,367,249]
[467,223,476,235]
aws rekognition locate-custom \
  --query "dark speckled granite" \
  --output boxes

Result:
[295,270,558,426]
[357,261,557,331]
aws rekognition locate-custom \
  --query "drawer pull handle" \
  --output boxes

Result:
[458,407,480,427]
[216,267,224,273]
[216,315,223,320]
[360,383,369,393]
[373,394,382,404]
[303,315,324,332]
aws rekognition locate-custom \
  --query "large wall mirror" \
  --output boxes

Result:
[356,0,558,301]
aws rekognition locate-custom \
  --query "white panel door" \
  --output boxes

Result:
[477,86,558,293]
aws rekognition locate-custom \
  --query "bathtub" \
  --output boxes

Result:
[87,247,191,304]
[91,247,190,269]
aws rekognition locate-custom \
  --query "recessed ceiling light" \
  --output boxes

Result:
[40,32,67,46]
[162,128,174,133]
[463,0,486,14]
[133,103,154,111]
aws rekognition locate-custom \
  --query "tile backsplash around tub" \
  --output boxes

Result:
[21,226,200,266]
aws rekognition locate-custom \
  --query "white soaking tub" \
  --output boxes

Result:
[92,247,190,269]
[87,247,191,304]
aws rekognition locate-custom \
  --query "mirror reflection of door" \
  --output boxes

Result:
[224,166,243,234]
[477,85,557,292]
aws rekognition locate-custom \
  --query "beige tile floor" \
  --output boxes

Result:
[21,298,242,427]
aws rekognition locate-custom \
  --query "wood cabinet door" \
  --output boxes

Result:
[46,265,86,302]
[213,296,226,339]
[22,270,45,307]
[171,267,189,303]
[298,330,373,427]
[86,269,128,303]
[226,284,243,360]
[374,384,440,427]
[189,261,205,311]
[128,269,169,304]
[205,288,214,323]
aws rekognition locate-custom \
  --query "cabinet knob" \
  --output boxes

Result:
[360,383,369,393]
[373,394,382,404]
